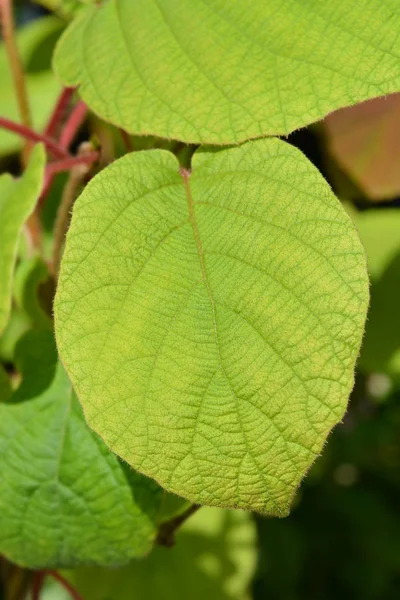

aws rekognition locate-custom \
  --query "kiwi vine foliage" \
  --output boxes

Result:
[0,2,399,596]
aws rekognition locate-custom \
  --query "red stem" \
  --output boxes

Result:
[59,101,88,150]
[31,572,45,600]
[46,152,99,176]
[37,152,99,209]
[0,116,70,159]
[46,571,83,600]
[44,86,76,138]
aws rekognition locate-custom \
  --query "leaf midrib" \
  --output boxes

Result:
[182,170,284,514]
[182,170,215,314]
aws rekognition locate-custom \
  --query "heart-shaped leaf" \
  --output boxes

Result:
[0,144,45,334]
[55,138,369,514]
[53,0,400,144]
[0,330,164,568]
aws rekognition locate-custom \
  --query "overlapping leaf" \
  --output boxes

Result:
[0,307,31,363]
[0,330,164,568]
[55,138,369,514]
[53,0,400,144]
[0,144,45,334]
[34,0,92,20]
[0,364,12,402]
[13,256,53,330]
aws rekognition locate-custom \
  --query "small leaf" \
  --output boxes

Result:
[0,364,12,402]
[62,507,257,600]
[33,0,92,20]
[0,144,45,334]
[55,138,369,514]
[325,94,400,200]
[0,307,31,363]
[0,17,63,155]
[53,0,400,144]
[352,209,400,378]
[0,330,164,568]
[14,256,53,330]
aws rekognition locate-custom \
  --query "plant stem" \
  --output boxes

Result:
[44,86,75,138]
[0,117,70,159]
[156,504,201,547]
[0,557,33,600]
[45,572,82,600]
[37,152,99,210]
[46,152,99,177]
[59,101,88,150]
[25,212,43,255]
[0,0,32,162]
[51,142,96,276]
[31,572,44,600]
[37,152,99,211]
[119,128,133,152]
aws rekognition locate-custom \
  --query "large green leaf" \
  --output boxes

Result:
[352,209,400,378]
[53,0,400,144]
[0,144,45,334]
[0,17,63,156]
[59,507,256,600]
[0,330,164,568]
[54,138,369,514]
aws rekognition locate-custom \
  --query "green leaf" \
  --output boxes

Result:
[33,0,92,20]
[0,17,63,156]
[0,330,164,568]
[13,256,53,330]
[354,209,400,280]
[325,94,400,200]
[0,144,45,334]
[352,209,400,378]
[53,0,400,145]
[0,364,12,402]
[0,307,31,363]
[61,507,257,600]
[54,138,369,514]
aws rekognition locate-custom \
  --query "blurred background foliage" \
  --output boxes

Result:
[1,2,400,599]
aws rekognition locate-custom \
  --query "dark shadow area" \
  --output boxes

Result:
[253,381,400,600]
